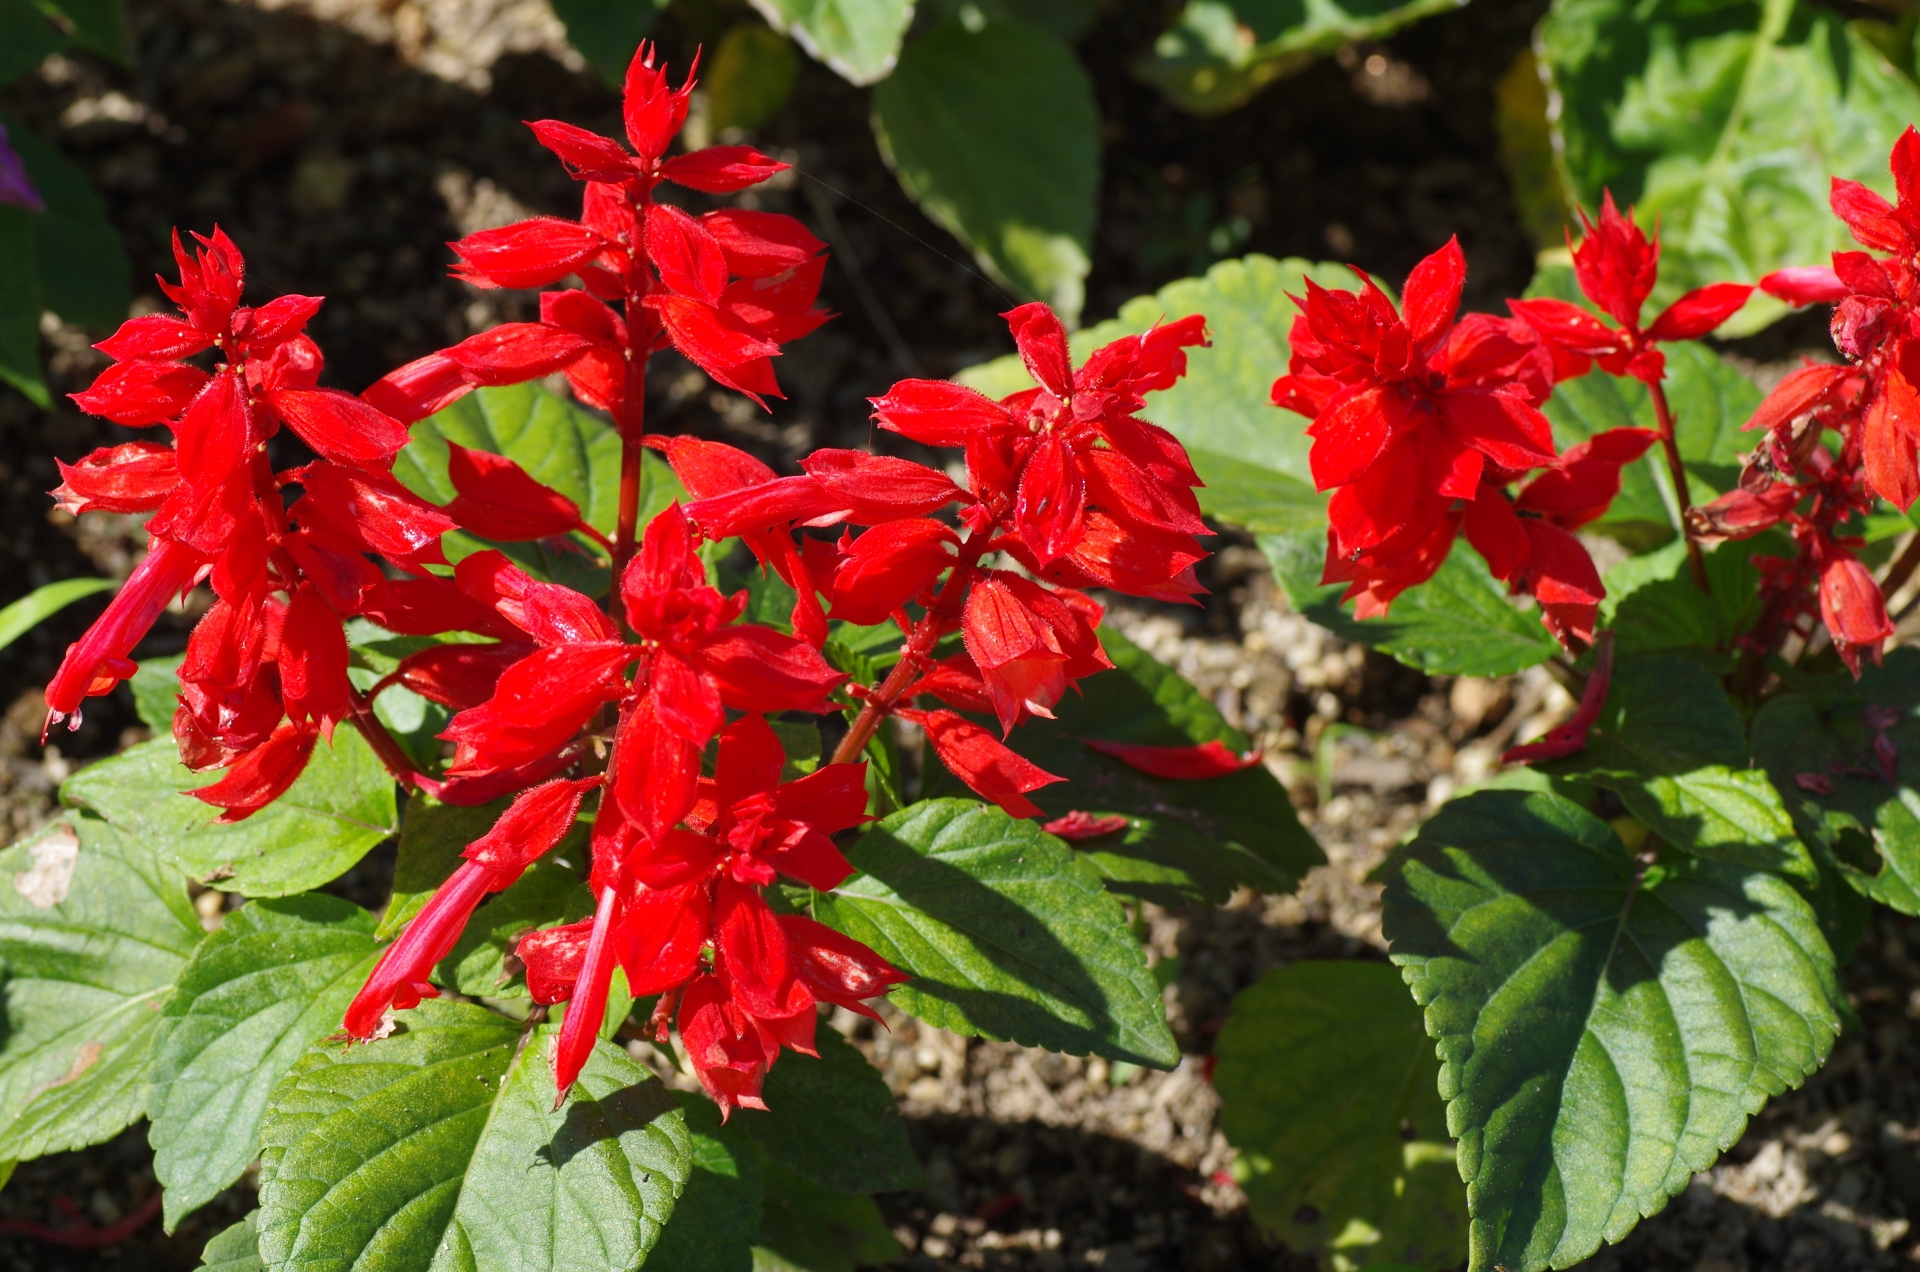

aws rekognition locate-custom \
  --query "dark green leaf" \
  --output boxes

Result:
[734,1028,920,1194]
[1213,961,1465,1270]
[1261,530,1560,677]
[650,1093,764,1272]
[131,654,185,733]
[0,0,68,85]
[705,22,800,132]
[258,1002,691,1272]
[8,121,129,331]
[816,799,1178,1068]
[750,0,914,85]
[0,814,200,1161]
[1541,0,1920,335]
[1751,647,1920,914]
[921,0,1095,42]
[0,204,45,406]
[1382,789,1842,1272]
[939,624,1319,906]
[872,22,1096,324]
[148,895,381,1228]
[1138,0,1464,114]
[0,577,111,651]
[62,732,398,897]
[1546,655,1810,877]
[754,1160,901,1272]
[201,1212,264,1272]
[1601,536,1776,672]
[43,0,125,60]
[550,0,668,85]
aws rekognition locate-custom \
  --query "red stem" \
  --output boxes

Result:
[1647,378,1711,594]
[0,1190,161,1248]
[830,534,994,766]
[348,689,424,792]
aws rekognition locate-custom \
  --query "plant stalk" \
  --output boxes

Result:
[348,689,424,792]
[1648,378,1711,594]
[1881,530,1920,604]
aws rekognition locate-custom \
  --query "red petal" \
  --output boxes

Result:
[662,435,776,498]
[463,776,598,872]
[1830,177,1909,254]
[1460,489,1531,580]
[801,448,971,523]
[650,295,783,401]
[701,209,826,279]
[1400,236,1465,347]
[869,378,1011,447]
[440,323,593,386]
[526,119,636,182]
[622,40,695,163]
[281,585,353,739]
[451,218,606,290]
[1504,633,1613,764]
[52,441,179,515]
[1041,811,1130,840]
[443,643,632,776]
[1082,737,1260,779]
[780,913,907,1013]
[646,203,728,305]
[445,442,587,541]
[692,625,844,714]
[294,463,454,566]
[361,353,474,424]
[828,518,957,625]
[1002,303,1073,397]
[355,576,524,642]
[343,860,499,1035]
[1645,282,1753,341]
[1747,363,1852,433]
[518,918,594,1005]
[94,314,214,361]
[271,389,411,468]
[392,642,534,710]
[1757,265,1849,306]
[909,708,1063,818]
[1307,386,1394,491]
[70,360,211,426]
[191,721,319,822]
[661,145,789,194]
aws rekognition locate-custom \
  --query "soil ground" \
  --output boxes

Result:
[0,0,1910,1269]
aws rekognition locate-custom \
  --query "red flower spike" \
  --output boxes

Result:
[280,586,353,741]
[1820,552,1894,676]
[1082,738,1261,780]
[444,443,593,544]
[1505,634,1614,765]
[342,860,504,1038]
[1042,811,1130,840]
[463,776,598,872]
[902,708,1063,819]
[45,538,205,733]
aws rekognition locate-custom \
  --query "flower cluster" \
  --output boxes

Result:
[51,229,428,819]
[1686,126,1920,673]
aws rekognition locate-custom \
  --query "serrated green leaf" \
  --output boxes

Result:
[939,624,1319,906]
[750,0,913,86]
[202,1212,264,1271]
[0,814,199,1161]
[1600,536,1773,672]
[0,203,45,407]
[440,855,591,998]
[130,654,186,733]
[550,0,668,85]
[8,121,128,331]
[1214,961,1465,1272]
[816,799,1178,1068]
[257,1001,690,1272]
[1261,530,1560,677]
[0,577,112,651]
[1382,789,1842,1272]
[651,1093,764,1272]
[753,1160,902,1272]
[1541,0,1920,335]
[148,895,381,1229]
[1750,647,1920,915]
[1138,0,1463,114]
[872,21,1096,324]
[734,1028,920,1194]
[62,732,398,897]
[381,792,499,940]
[1546,655,1810,877]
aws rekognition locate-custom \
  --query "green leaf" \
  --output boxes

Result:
[201,1213,265,1272]
[0,203,45,407]
[1138,0,1464,114]
[131,654,186,733]
[1496,49,1577,250]
[0,814,200,1161]
[0,577,112,651]
[942,624,1320,907]
[872,21,1096,325]
[734,1028,920,1194]
[381,792,497,940]
[1546,655,1810,878]
[650,1093,764,1272]
[62,731,398,897]
[705,23,800,133]
[753,1160,902,1272]
[749,0,914,86]
[8,120,129,331]
[257,1001,691,1272]
[0,0,69,86]
[550,0,668,85]
[1541,0,1920,335]
[920,0,1096,43]
[148,895,381,1229]
[440,855,591,997]
[1261,530,1560,677]
[1382,789,1842,1272]
[816,799,1178,1068]
[1214,961,1466,1272]
[1751,647,1920,914]
[1600,536,1774,672]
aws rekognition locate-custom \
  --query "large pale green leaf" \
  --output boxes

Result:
[0,204,44,406]
[872,21,1096,325]
[0,814,200,1161]
[9,120,129,331]
[0,577,112,651]
[202,1213,265,1272]
[1382,789,1842,1272]
[650,1095,764,1272]
[734,1028,920,1194]
[549,0,668,85]
[815,800,1178,1068]
[1261,530,1560,677]
[148,895,381,1228]
[62,731,398,897]
[1541,0,1920,335]
[750,0,913,85]
[393,382,682,593]
[257,1001,690,1272]
[754,1160,901,1272]
[1751,647,1920,915]
[934,625,1320,907]
[1545,655,1809,878]
[1214,961,1465,1272]
[1138,0,1465,114]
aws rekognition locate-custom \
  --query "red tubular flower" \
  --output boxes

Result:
[961,573,1112,735]
[900,708,1063,819]
[53,441,180,515]
[1819,551,1894,675]
[190,719,318,823]
[1504,633,1614,764]
[1082,738,1261,779]
[1041,811,1130,840]
[44,537,204,732]
[442,443,604,545]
